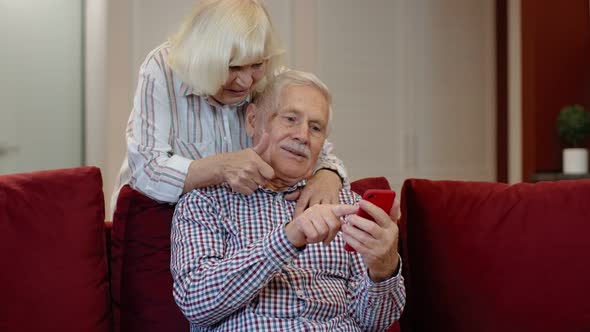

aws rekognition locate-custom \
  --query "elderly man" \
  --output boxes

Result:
[171,70,405,331]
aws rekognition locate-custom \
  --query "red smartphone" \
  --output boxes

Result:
[344,189,396,252]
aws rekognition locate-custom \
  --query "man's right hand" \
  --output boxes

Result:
[220,133,275,194]
[285,204,358,248]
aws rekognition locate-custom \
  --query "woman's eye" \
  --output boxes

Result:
[284,116,296,123]
[229,66,241,72]
[252,62,263,69]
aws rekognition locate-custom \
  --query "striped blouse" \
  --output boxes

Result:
[111,43,347,208]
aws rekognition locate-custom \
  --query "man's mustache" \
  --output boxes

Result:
[281,141,311,158]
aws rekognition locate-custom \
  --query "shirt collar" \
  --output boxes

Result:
[179,82,251,108]
[259,179,307,195]
[203,95,251,109]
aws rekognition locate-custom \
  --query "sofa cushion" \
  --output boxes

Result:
[114,185,189,332]
[350,176,391,196]
[399,179,590,332]
[0,167,111,332]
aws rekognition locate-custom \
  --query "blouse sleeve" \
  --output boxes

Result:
[125,51,191,203]
[315,140,350,188]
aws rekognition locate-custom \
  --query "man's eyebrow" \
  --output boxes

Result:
[278,108,302,114]
[278,108,327,124]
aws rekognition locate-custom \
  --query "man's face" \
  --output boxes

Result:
[251,84,330,184]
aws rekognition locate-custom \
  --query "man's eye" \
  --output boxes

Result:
[252,62,263,69]
[229,66,241,72]
[311,125,322,132]
[285,116,296,122]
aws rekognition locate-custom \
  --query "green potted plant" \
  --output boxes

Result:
[557,104,590,174]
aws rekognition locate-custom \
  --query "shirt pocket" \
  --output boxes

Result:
[173,137,215,160]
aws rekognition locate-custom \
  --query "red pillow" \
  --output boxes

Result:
[0,167,111,332]
[114,185,188,332]
[399,179,590,332]
[350,176,391,196]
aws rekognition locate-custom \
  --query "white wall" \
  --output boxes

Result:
[85,0,108,174]
[86,0,498,203]
[509,0,523,183]
[86,0,129,211]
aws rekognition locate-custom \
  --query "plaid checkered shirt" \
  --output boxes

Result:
[171,181,405,331]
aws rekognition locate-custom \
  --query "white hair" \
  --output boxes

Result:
[254,69,333,131]
[167,0,285,96]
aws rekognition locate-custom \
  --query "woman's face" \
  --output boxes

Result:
[212,60,267,105]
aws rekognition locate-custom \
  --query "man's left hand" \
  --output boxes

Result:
[288,169,342,217]
[341,200,401,283]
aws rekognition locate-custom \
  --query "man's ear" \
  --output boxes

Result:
[246,103,257,137]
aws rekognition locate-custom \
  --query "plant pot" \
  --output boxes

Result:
[563,148,589,174]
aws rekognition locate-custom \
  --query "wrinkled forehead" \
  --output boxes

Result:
[277,85,329,119]
[257,83,327,120]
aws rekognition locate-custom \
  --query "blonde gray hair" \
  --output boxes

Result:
[167,0,285,96]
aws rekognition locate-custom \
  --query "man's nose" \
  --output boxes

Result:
[292,123,310,143]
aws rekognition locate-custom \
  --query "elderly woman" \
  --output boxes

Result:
[112,0,348,215]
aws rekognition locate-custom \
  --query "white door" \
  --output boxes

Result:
[0,0,83,174]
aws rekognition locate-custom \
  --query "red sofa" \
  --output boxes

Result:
[2,166,590,332]
[0,167,397,332]
[398,179,590,331]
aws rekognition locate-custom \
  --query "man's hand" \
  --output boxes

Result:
[219,133,274,194]
[285,204,358,248]
[289,169,343,217]
[341,200,401,282]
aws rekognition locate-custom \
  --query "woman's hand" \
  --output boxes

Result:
[289,169,343,217]
[220,134,274,194]
[183,134,274,194]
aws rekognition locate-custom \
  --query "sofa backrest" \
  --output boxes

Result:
[111,185,190,332]
[0,167,111,332]
[399,178,590,332]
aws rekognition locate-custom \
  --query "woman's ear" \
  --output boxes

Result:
[245,103,257,138]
